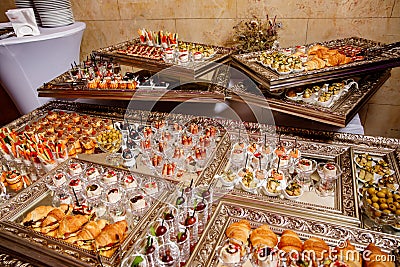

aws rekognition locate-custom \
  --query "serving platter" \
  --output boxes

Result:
[230,37,400,92]
[0,100,399,266]
[226,69,391,127]
[37,63,229,102]
[186,199,400,267]
[0,158,173,267]
[94,39,233,79]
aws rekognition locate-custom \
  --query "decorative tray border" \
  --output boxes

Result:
[94,39,232,79]
[186,199,400,267]
[231,37,400,91]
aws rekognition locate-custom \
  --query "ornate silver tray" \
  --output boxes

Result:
[196,125,400,228]
[94,39,232,79]
[231,37,400,91]
[186,199,400,267]
[0,158,173,267]
[227,69,391,127]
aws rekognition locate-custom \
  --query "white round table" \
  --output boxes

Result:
[0,22,86,114]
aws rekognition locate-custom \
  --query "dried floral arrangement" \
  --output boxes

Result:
[232,15,280,54]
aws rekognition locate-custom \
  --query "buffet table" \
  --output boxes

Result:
[0,100,399,267]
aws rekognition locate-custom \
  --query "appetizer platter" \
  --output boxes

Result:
[226,69,391,127]
[186,199,399,267]
[230,37,400,91]
[37,60,228,102]
[94,38,232,79]
[0,100,399,266]
[0,158,173,267]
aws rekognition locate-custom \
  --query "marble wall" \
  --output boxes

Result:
[1,1,399,137]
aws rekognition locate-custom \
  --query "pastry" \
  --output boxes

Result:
[278,230,303,253]
[22,206,56,229]
[225,220,251,246]
[41,204,73,235]
[220,243,242,264]
[364,243,395,267]
[130,195,146,211]
[57,214,89,239]
[333,240,362,267]
[250,224,278,249]
[303,237,329,260]
[71,220,108,250]
[95,220,128,257]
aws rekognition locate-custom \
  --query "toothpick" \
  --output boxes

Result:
[72,187,80,207]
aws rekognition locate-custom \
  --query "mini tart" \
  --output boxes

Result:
[103,170,118,184]
[123,175,138,189]
[143,181,158,195]
[130,195,146,210]
[85,167,100,180]
[69,178,82,191]
[107,188,122,203]
[323,163,337,177]
[53,172,67,187]
[68,163,83,176]
[298,158,313,171]
[86,184,102,198]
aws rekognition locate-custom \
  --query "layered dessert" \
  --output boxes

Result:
[130,195,146,211]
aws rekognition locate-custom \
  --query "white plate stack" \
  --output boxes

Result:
[32,0,74,28]
[14,0,41,26]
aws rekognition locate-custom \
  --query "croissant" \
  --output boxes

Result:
[71,220,108,250]
[364,243,395,267]
[334,240,362,267]
[278,230,303,253]
[95,220,128,257]
[22,206,56,229]
[225,220,251,246]
[303,237,329,260]
[250,224,278,249]
[41,204,73,234]
[58,214,89,239]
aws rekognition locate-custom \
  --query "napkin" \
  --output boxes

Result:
[5,8,40,37]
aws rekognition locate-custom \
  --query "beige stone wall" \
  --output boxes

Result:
[1,1,399,137]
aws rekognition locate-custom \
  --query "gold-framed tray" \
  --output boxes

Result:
[94,39,233,79]
[227,69,391,127]
[230,37,400,92]
[0,158,173,267]
[186,199,400,267]
[37,64,229,102]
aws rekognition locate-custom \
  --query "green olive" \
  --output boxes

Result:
[388,204,396,212]
[367,188,376,195]
[380,203,388,210]
[394,202,400,209]
[376,191,386,198]
[395,210,400,216]
[387,192,393,198]
[374,211,381,217]
[379,198,387,204]
[366,199,372,205]
[371,196,379,203]
[387,197,394,204]
[372,203,380,210]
